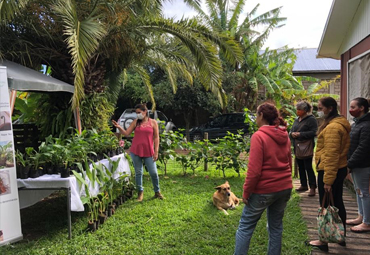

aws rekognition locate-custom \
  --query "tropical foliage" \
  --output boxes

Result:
[1,0,241,110]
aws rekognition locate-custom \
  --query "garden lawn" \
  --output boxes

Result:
[0,166,311,255]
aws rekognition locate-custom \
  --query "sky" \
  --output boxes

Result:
[163,0,333,50]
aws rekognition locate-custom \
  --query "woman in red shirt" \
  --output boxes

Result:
[113,104,163,201]
[234,103,293,255]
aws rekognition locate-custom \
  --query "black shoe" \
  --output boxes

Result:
[306,241,328,252]
[295,186,308,192]
[338,241,346,246]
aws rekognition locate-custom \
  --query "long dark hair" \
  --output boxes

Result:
[352,97,370,113]
[257,103,287,127]
[317,97,339,134]
[135,104,148,127]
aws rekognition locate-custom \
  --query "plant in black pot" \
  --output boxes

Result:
[72,167,97,232]
[61,147,73,178]
[38,138,55,175]
[106,134,118,157]
[25,148,40,178]
[123,178,136,200]
[15,150,27,179]
[86,198,96,232]
[97,192,109,224]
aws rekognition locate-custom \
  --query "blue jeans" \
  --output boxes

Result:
[234,188,292,255]
[130,152,160,193]
[351,167,370,224]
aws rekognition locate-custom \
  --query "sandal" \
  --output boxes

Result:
[346,218,363,225]
[350,223,370,233]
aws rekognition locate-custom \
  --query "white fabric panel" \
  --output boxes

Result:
[17,154,130,212]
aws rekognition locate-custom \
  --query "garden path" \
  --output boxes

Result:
[294,179,370,255]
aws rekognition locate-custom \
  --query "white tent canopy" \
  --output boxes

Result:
[0,60,74,93]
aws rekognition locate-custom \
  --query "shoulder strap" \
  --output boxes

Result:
[296,118,306,132]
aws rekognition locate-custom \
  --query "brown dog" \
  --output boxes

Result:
[213,181,240,215]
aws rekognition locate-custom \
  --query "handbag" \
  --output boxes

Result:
[294,120,314,159]
[295,139,314,159]
[317,191,345,243]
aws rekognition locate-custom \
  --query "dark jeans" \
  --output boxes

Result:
[297,157,316,188]
[317,167,347,233]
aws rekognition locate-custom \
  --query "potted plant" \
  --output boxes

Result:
[123,178,136,200]
[15,150,28,179]
[72,166,97,232]
[97,192,109,224]
[55,145,71,178]
[38,138,56,174]
[25,147,40,178]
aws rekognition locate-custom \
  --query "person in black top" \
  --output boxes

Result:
[346,97,370,233]
[290,101,318,196]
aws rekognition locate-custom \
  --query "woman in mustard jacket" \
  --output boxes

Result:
[309,97,350,252]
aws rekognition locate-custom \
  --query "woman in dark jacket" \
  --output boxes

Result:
[290,101,318,196]
[346,97,370,233]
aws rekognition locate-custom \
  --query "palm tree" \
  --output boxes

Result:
[190,0,304,110]
[1,0,242,110]
[0,0,28,22]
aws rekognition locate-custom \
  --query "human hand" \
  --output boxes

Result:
[111,120,120,128]
[153,151,158,161]
[324,184,331,192]
[291,132,300,138]
[242,198,249,205]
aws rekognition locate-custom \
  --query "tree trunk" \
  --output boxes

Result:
[184,111,193,142]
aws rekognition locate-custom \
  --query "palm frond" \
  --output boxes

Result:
[138,18,223,103]
[132,64,156,110]
[0,0,28,22]
[248,4,260,18]
[53,0,106,109]
[249,6,283,25]
[228,0,247,29]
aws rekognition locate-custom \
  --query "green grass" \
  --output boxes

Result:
[1,162,311,255]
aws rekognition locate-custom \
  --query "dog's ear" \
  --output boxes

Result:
[225,181,229,185]
[215,186,222,191]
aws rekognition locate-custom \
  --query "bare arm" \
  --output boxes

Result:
[152,119,160,161]
[112,119,137,137]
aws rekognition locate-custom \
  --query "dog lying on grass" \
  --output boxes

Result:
[212,181,240,215]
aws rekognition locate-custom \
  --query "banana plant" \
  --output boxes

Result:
[72,163,95,224]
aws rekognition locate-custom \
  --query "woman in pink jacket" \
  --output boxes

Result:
[234,103,293,255]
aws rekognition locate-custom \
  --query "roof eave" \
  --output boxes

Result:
[317,0,362,60]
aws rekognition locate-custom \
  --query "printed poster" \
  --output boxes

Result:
[0,66,23,245]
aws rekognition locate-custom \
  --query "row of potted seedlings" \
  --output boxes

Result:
[73,157,135,232]
[15,129,126,179]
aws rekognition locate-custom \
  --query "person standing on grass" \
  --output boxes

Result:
[290,101,318,196]
[309,97,350,252]
[234,103,292,255]
[346,97,370,233]
[112,104,163,201]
